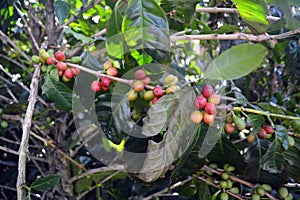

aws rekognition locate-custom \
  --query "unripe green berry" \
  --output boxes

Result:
[31,55,41,64]
[70,56,82,64]
[251,193,261,200]
[1,121,8,128]
[220,192,229,200]
[144,90,155,101]
[164,74,178,86]
[256,187,265,196]
[278,187,289,199]
[220,180,227,189]
[233,117,246,131]
[229,187,240,194]
[261,184,272,192]
[128,90,138,101]
[226,179,233,189]
[208,163,218,169]
[221,172,229,180]
[287,136,295,147]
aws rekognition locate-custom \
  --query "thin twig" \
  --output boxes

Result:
[0,54,32,76]
[171,28,300,42]
[16,65,41,200]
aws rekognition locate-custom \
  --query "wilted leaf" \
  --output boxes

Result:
[205,44,268,80]
[31,175,61,192]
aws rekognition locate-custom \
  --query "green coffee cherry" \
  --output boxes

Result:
[233,116,246,131]
[220,192,229,200]
[291,119,300,131]
[256,187,265,196]
[223,163,230,170]
[220,180,227,189]
[31,55,41,64]
[226,179,233,189]
[287,136,295,147]
[128,90,138,101]
[278,187,289,199]
[221,172,229,180]
[261,184,272,192]
[70,56,82,64]
[144,90,154,101]
[1,121,8,128]
[164,74,178,86]
[251,193,261,200]
[226,165,236,172]
[209,163,218,169]
[229,187,240,194]
[286,193,293,200]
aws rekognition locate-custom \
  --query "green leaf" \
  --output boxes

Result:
[74,177,93,194]
[198,124,222,158]
[82,53,102,71]
[232,0,269,34]
[260,138,286,173]
[64,27,93,43]
[205,43,268,80]
[258,102,285,115]
[122,0,170,64]
[55,0,70,24]
[31,175,61,192]
[278,0,300,30]
[247,114,265,135]
[285,137,300,182]
[42,75,72,110]
[106,5,124,60]
[137,88,198,182]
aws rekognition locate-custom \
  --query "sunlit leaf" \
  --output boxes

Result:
[205,43,268,80]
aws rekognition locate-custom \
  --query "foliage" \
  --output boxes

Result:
[0,0,300,199]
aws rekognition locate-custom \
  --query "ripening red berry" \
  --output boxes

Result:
[64,68,73,79]
[58,70,64,77]
[142,76,151,85]
[101,84,110,91]
[152,97,160,104]
[71,67,80,76]
[262,125,275,134]
[90,81,101,92]
[257,128,267,139]
[224,123,235,134]
[204,103,217,115]
[54,51,66,61]
[103,60,114,69]
[101,77,111,88]
[203,112,215,125]
[153,86,164,97]
[201,85,214,98]
[56,62,67,71]
[135,69,147,80]
[107,67,118,77]
[190,110,203,124]
[46,57,57,65]
[194,96,207,109]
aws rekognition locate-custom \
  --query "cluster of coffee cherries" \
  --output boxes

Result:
[31,49,82,82]
[90,60,119,92]
[128,69,180,106]
[190,85,220,125]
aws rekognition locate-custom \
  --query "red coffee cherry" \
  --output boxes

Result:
[56,62,67,71]
[107,67,118,77]
[224,123,235,134]
[204,103,217,115]
[194,96,207,109]
[203,112,215,125]
[257,128,267,139]
[135,69,147,80]
[153,86,164,98]
[71,67,80,76]
[201,85,214,98]
[101,77,111,88]
[54,51,66,61]
[142,76,151,85]
[262,124,275,134]
[90,81,101,92]
[64,68,73,79]
[46,57,56,65]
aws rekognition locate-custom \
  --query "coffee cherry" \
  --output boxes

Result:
[56,62,67,71]
[204,103,217,115]
[261,184,272,192]
[190,110,203,124]
[256,187,265,196]
[70,56,82,64]
[226,165,235,172]
[220,180,227,189]
[101,77,111,88]
[133,80,144,92]
[265,133,272,139]
[208,163,218,169]
[153,86,164,97]
[58,70,64,77]
[203,112,215,125]
[220,192,229,200]
[103,60,114,69]
[247,132,256,144]
[262,124,275,134]
[221,172,229,180]
[64,68,73,79]
[101,84,110,91]
[165,85,180,94]
[209,95,221,105]
[46,57,56,65]
[164,74,178,86]
[70,67,80,76]
[201,85,214,98]
[128,90,138,101]
[224,123,235,134]
[142,76,151,85]
[225,115,233,123]
[107,67,118,77]
[257,128,267,139]
[54,51,66,61]
[62,75,71,82]
[226,179,233,188]
[291,119,300,131]
[144,90,155,101]
[151,97,160,105]
[251,193,261,200]
[39,49,50,63]
[90,81,101,92]
[1,121,8,128]
[194,96,207,109]
[229,187,240,194]
[31,55,41,64]
[135,69,146,80]
[278,187,289,199]
[41,65,47,73]
[287,136,295,147]
[233,117,246,131]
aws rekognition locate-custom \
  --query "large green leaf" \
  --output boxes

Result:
[55,0,70,24]
[106,4,125,60]
[260,138,286,173]
[204,43,268,80]
[122,0,170,65]
[232,0,269,34]
[285,137,300,182]
[42,75,72,110]
[278,0,300,30]
[137,87,198,182]
[31,175,61,192]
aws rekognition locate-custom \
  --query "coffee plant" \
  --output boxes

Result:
[0,0,300,199]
